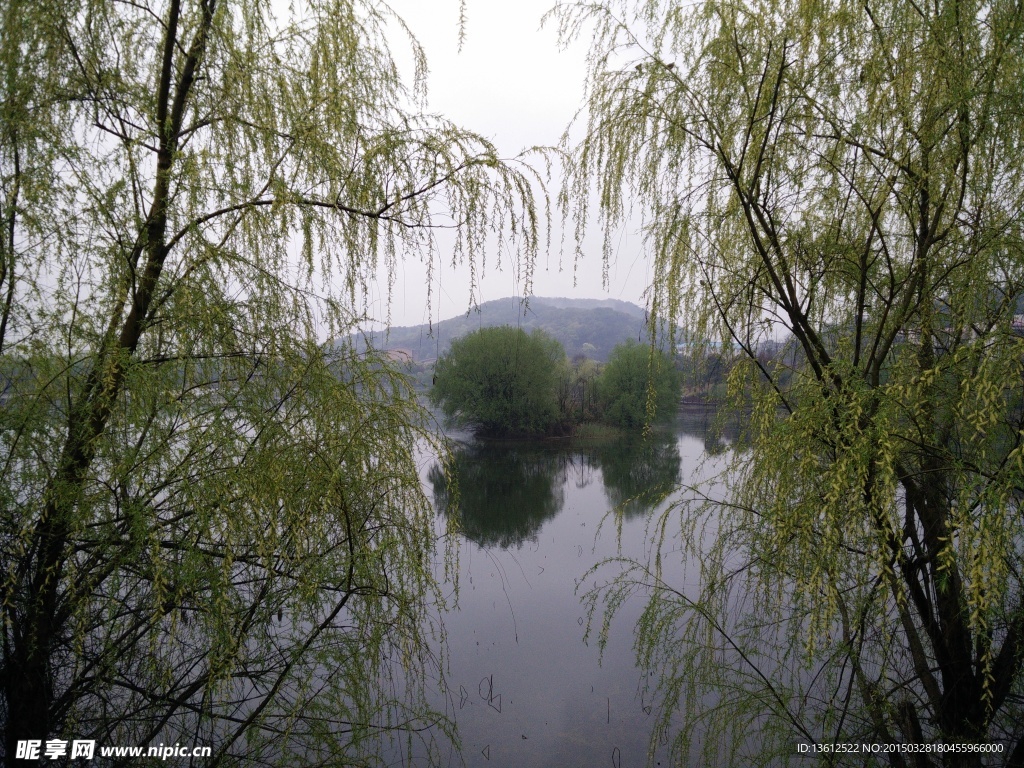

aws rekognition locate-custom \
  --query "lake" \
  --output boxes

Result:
[413,408,732,768]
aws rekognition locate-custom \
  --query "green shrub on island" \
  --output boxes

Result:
[430,330,682,436]
[597,342,681,429]
[430,326,566,436]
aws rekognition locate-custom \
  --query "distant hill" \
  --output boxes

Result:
[347,296,649,363]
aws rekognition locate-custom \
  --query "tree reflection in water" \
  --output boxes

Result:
[431,432,688,542]
[430,443,568,548]
[676,404,743,455]
[582,431,681,519]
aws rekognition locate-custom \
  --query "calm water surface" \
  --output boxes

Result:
[420,409,730,768]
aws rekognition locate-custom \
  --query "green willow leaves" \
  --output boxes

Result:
[0,0,540,763]
[559,0,1024,763]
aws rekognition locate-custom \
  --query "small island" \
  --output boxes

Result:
[429,325,681,438]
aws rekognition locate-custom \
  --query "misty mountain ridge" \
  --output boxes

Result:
[348,296,650,363]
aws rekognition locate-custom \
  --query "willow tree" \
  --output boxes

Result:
[0,0,541,763]
[557,0,1024,763]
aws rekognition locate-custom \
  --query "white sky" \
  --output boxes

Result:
[368,0,653,328]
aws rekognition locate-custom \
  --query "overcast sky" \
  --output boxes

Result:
[368,0,652,328]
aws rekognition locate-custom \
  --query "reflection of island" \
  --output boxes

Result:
[583,431,682,518]
[676,405,742,454]
[432,431,689,543]
[429,443,566,549]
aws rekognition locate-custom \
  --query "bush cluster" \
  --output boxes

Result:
[430,327,680,436]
